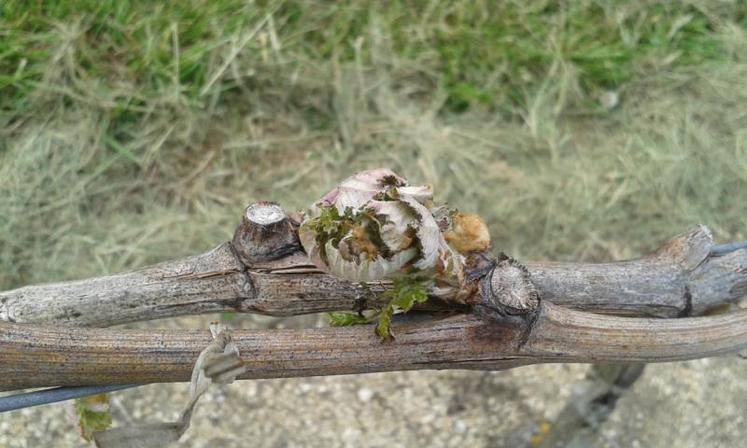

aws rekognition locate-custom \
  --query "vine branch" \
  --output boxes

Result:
[1,201,747,391]
[2,302,747,391]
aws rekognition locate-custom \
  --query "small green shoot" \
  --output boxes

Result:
[387,275,429,313]
[73,393,112,441]
[376,305,395,342]
[328,311,369,327]
[328,274,429,342]
[375,274,429,341]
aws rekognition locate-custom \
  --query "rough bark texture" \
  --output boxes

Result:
[2,225,745,327]
[0,243,247,327]
[2,201,747,392]
[0,246,387,327]
[2,303,747,391]
[526,225,747,317]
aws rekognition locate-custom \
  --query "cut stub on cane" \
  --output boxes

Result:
[232,201,301,265]
[480,256,540,317]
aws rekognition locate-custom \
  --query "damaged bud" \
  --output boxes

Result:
[232,202,301,265]
[299,168,493,305]
[444,212,491,254]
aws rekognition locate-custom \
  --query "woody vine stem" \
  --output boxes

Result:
[1,169,747,392]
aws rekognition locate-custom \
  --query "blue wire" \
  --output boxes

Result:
[0,384,140,413]
[710,241,747,256]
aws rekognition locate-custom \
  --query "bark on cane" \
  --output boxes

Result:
[3,303,747,390]
[4,228,747,390]
[2,213,745,327]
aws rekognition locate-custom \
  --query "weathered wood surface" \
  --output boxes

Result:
[2,202,747,391]
[0,244,380,327]
[1,224,745,326]
[2,302,747,390]
[527,225,747,317]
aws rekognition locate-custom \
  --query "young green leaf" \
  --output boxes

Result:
[328,311,369,327]
[389,276,428,312]
[73,393,113,441]
[376,304,394,342]
[375,275,428,341]
[327,275,429,341]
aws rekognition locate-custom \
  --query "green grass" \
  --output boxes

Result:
[0,2,736,117]
[1,0,746,293]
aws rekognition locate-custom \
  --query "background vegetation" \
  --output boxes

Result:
[2,1,747,446]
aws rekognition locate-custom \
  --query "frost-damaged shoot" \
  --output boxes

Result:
[299,168,492,340]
